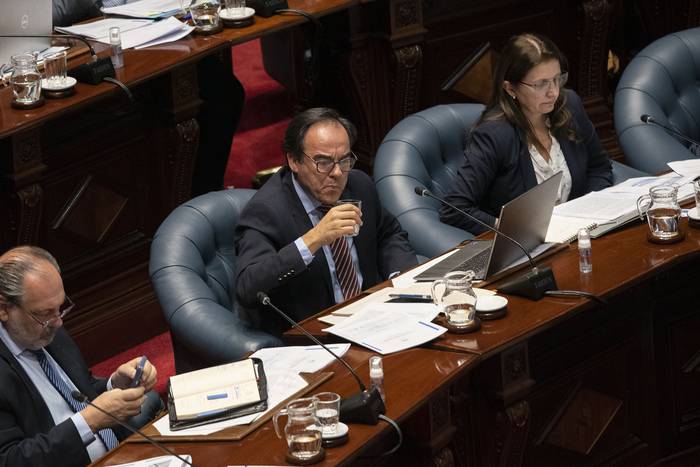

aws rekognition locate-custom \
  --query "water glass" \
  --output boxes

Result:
[431,270,478,327]
[693,180,700,211]
[10,53,42,105]
[636,185,682,242]
[43,51,68,88]
[272,397,323,461]
[314,392,340,436]
[190,0,221,32]
[225,0,246,16]
[337,199,362,236]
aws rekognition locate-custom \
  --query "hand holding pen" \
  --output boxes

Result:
[111,355,158,391]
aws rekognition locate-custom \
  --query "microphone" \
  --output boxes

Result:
[257,292,385,425]
[414,186,557,300]
[640,114,700,151]
[0,34,115,84]
[71,390,194,466]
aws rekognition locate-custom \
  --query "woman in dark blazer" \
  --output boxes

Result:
[440,33,613,234]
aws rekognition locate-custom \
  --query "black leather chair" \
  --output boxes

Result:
[375,104,647,257]
[615,27,700,174]
[149,189,282,374]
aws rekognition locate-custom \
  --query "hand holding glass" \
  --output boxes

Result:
[336,199,362,236]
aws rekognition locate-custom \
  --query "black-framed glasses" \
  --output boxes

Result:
[21,295,75,329]
[519,71,568,94]
[302,151,358,173]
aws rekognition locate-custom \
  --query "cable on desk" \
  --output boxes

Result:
[544,289,608,306]
[358,414,403,459]
[102,76,134,105]
[274,9,323,90]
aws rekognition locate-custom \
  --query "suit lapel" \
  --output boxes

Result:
[515,127,538,193]
[280,168,335,299]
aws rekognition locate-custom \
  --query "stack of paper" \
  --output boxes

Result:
[55,17,193,49]
[101,0,185,19]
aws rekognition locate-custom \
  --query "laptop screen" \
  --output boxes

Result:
[0,0,53,67]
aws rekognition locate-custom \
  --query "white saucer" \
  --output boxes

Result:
[322,422,348,439]
[689,207,700,220]
[220,6,255,20]
[475,295,508,313]
[41,76,77,91]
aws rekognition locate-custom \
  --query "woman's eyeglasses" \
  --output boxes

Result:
[519,72,568,93]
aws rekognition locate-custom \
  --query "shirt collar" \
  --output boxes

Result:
[0,322,26,358]
[292,172,323,215]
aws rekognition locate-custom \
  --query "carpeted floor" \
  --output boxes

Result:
[90,39,291,396]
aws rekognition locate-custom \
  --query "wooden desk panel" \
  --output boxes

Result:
[93,347,475,466]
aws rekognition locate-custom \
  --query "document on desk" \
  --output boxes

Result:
[668,159,700,178]
[102,0,184,19]
[325,307,446,355]
[55,18,153,40]
[108,455,192,467]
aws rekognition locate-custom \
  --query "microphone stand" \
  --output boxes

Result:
[71,391,194,466]
[257,292,386,424]
[414,186,558,300]
[640,114,700,149]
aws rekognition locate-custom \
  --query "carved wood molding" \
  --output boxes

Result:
[390,0,424,38]
[494,401,531,467]
[394,44,423,119]
[576,0,615,99]
[12,183,44,245]
[10,128,46,185]
[169,118,199,207]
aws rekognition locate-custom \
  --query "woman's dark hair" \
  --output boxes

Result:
[478,33,576,153]
[283,107,357,162]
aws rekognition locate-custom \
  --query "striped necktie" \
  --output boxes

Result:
[316,205,361,301]
[102,0,126,6]
[30,349,119,450]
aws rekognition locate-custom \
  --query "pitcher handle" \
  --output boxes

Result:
[272,408,288,439]
[431,279,446,306]
[636,194,651,220]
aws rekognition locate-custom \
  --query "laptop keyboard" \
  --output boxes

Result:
[451,247,490,279]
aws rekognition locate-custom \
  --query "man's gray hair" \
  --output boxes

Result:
[0,246,60,307]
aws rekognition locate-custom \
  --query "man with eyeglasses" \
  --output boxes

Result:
[0,246,160,467]
[235,107,417,335]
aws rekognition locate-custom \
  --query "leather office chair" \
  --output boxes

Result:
[615,26,700,174]
[149,189,282,374]
[375,104,647,258]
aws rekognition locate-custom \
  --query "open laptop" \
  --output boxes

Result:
[0,0,52,68]
[415,171,563,281]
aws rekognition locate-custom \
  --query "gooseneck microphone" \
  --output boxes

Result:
[257,292,385,424]
[0,34,116,84]
[71,391,193,466]
[640,114,700,149]
[414,186,557,300]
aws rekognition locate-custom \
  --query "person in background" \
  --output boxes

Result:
[52,0,245,197]
[0,246,160,467]
[440,33,613,235]
[235,108,417,336]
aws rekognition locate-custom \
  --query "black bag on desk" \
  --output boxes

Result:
[167,357,268,431]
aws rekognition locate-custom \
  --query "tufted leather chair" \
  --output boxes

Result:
[375,104,647,258]
[149,189,282,374]
[614,27,700,174]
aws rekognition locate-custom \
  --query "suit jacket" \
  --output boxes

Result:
[235,166,417,335]
[0,328,126,467]
[440,89,613,234]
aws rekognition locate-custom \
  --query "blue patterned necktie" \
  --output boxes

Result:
[30,349,119,450]
[102,0,127,7]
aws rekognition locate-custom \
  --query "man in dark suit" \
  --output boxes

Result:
[0,246,159,467]
[235,108,417,335]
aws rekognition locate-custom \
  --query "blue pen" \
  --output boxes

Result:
[130,356,148,388]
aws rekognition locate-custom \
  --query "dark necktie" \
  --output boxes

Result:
[30,349,119,450]
[316,206,361,301]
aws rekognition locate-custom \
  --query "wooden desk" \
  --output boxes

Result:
[0,0,355,363]
[291,219,700,466]
[92,347,476,466]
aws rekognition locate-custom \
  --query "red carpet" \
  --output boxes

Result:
[225,39,293,188]
[91,39,291,393]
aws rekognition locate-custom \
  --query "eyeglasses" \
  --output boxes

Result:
[302,152,358,173]
[21,295,75,329]
[519,72,568,93]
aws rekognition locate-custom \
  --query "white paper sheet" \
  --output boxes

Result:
[109,455,192,467]
[325,307,446,354]
[55,18,153,40]
[102,0,184,18]
[669,159,700,178]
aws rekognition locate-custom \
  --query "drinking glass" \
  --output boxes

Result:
[336,199,362,237]
[10,53,42,105]
[43,50,67,88]
[190,0,221,32]
[313,392,340,436]
[225,0,246,16]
